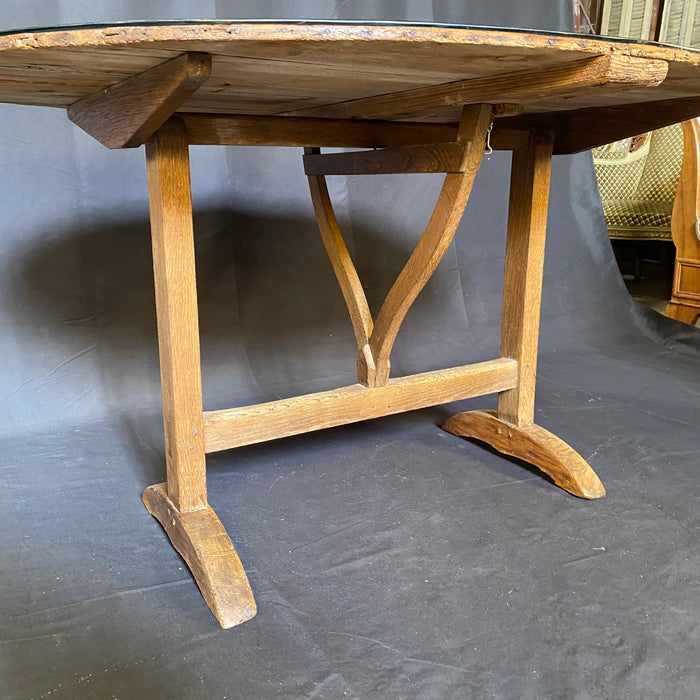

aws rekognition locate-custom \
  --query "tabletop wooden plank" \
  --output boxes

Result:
[1,22,700,148]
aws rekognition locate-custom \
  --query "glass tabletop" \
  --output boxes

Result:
[0,18,697,54]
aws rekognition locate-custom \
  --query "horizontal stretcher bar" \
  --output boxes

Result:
[303,142,468,175]
[202,357,517,453]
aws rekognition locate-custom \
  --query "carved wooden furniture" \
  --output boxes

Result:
[667,119,700,324]
[3,21,700,628]
[593,120,700,323]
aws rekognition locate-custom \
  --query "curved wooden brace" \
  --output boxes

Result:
[143,483,257,628]
[305,156,377,383]
[368,104,493,385]
[306,104,492,387]
[442,410,606,499]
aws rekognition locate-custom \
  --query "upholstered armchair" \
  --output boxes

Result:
[593,120,700,325]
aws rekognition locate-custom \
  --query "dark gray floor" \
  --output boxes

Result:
[2,340,699,699]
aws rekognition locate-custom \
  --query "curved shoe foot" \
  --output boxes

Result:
[442,409,606,499]
[143,483,257,628]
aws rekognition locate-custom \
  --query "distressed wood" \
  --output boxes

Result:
[498,133,554,426]
[303,142,468,175]
[287,54,668,121]
[666,119,700,325]
[441,410,606,499]
[146,118,207,512]
[203,358,517,453]
[68,53,211,148]
[367,104,492,385]
[1,23,699,148]
[142,483,256,628]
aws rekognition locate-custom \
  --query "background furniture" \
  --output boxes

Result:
[579,0,700,323]
[593,121,700,324]
[667,119,700,323]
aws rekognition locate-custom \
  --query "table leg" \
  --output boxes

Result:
[442,133,606,499]
[141,118,256,627]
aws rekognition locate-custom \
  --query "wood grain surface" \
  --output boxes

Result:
[498,133,554,427]
[1,23,700,152]
[142,483,257,628]
[68,52,211,148]
[442,410,606,499]
[203,358,517,453]
[146,118,207,513]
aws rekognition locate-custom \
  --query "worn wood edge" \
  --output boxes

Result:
[203,357,517,453]
[2,23,699,71]
[303,142,467,175]
[181,113,528,150]
[68,52,211,148]
[441,409,606,499]
[142,483,257,628]
[284,54,667,121]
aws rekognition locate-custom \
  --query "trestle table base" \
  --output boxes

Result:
[141,106,605,628]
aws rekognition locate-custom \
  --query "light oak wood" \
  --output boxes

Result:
[305,150,374,372]
[498,133,555,426]
[11,20,700,627]
[303,142,468,175]
[286,54,668,121]
[666,300,700,324]
[146,118,207,513]
[2,24,700,147]
[441,410,606,499]
[184,113,460,147]
[68,53,211,148]
[181,112,530,151]
[142,483,256,628]
[203,358,517,453]
[504,95,700,154]
[667,119,700,325]
[366,104,492,385]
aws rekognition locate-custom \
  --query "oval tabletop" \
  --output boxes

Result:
[2,21,700,153]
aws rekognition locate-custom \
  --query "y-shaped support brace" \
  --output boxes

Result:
[306,115,605,499]
[306,104,493,386]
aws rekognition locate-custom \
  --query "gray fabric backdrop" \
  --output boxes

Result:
[1,3,699,699]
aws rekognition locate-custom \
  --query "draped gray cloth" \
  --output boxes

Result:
[1,2,698,699]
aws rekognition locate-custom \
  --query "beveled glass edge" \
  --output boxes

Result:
[0,18,698,54]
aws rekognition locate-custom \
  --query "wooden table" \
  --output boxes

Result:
[3,21,700,628]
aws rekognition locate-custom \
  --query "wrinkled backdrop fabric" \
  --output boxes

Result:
[1,2,698,699]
